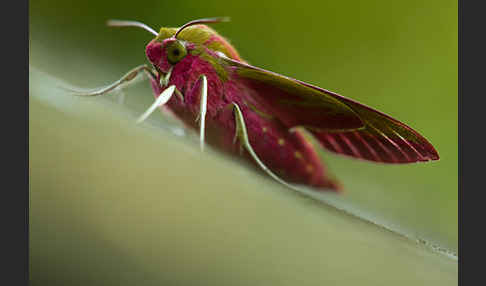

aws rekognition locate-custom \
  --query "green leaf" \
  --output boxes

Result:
[30,67,456,286]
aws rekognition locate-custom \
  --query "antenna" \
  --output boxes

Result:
[106,19,158,36]
[174,17,230,38]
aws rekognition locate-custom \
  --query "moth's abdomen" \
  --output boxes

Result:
[208,103,341,191]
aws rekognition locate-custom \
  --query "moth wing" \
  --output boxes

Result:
[221,57,439,163]
[221,57,365,131]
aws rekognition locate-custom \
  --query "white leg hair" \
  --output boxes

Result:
[136,85,176,123]
[198,75,208,151]
[231,102,296,189]
[72,65,154,97]
[159,66,173,87]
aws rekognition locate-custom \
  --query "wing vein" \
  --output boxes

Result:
[366,125,398,162]
[369,124,410,161]
[325,134,344,153]
[389,128,426,160]
[339,133,362,158]
[352,131,382,162]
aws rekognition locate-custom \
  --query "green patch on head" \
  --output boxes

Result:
[156,26,212,44]
[155,27,177,42]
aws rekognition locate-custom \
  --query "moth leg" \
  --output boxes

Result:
[136,85,176,123]
[159,66,173,87]
[174,88,184,102]
[195,75,208,151]
[73,64,155,97]
[231,103,296,190]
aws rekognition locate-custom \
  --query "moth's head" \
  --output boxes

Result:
[107,18,240,75]
[145,36,187,73]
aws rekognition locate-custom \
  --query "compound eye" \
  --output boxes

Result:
[166,40,187,64]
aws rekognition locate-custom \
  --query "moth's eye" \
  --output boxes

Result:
[166,40,187,64]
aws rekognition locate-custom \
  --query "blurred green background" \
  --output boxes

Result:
[30,0,457,285]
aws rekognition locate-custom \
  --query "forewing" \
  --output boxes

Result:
[222,57,365,131]
[222,57,439,163]
[308,94,439,163]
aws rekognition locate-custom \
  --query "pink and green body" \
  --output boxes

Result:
[143,22,439,192]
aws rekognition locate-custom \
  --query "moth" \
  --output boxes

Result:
[78,18,439,192]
